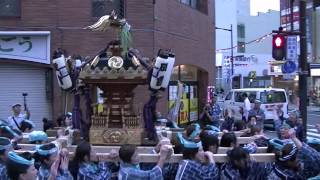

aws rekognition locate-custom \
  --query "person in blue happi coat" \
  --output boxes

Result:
[6,151,38,180]
[0,137,12,180]
[268,128,320,179]
[69,141,117,180]
[118,143,173,180]
[175,131,219,180]
[34,143,73,180]
[220,146,273,180]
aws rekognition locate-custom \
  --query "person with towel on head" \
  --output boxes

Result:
[69,141,117,180]
[28,131,48,144]
[34,143,73,180]
[0,137,12,180]
[20,120,35,133]
[220,146,273,180]
[268,128,320,179]
[118,143,172,180]
[0,121,22,150]
[175,131,219,180]
[6,103,31,132]
[200,129,220,154]
[6,151,37,180]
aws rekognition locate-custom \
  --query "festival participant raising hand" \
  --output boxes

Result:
[48,157,60,180]
[35,143,73,180]
[73,141,113,180]
[268,128,320,179]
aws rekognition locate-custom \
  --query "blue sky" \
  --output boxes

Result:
[250,0,280,15]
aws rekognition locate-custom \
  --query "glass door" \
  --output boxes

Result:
[168,83,198,125]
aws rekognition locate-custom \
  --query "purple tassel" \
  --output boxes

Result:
[143,94,158,140]
[82,86,92,140]
[72,93,81,129]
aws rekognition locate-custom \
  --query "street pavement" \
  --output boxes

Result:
[307,109,320,141]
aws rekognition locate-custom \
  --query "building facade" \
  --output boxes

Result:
[215,0,279,93]
[0,0,215,127]
[279,0,320,105]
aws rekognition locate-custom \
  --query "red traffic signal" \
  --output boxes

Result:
[272,34,286,60]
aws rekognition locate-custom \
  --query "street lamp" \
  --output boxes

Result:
[215,24,234,75]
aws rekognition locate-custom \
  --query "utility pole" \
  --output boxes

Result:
[230,24,234,76]
[299,0,308,139]
[216,25,234,89]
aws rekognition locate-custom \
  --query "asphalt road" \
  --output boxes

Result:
[306,110,320,141]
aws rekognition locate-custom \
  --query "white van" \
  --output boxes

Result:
[223,88,289,127]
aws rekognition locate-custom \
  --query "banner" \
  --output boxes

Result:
[0,31,50,64]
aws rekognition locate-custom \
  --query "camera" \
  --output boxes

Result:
[22,93,28,97]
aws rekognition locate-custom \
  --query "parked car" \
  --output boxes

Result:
[223,88,289,129]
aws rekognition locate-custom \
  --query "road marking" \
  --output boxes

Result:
[307,132,320,138]
[308,113,320,117]
[307,137,320,141]
[308,129,318,133]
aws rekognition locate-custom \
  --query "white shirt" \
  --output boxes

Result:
[7,113,27,130]
[244,98,251,119]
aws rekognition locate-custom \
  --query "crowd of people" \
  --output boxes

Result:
[2,121,320,180]
[0,94,320,179]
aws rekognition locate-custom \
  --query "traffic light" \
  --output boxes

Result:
[272,34,286,60]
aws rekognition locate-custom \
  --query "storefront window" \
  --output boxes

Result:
[169,65,199,125]
[170,66,179,81]
[180,65,197,81]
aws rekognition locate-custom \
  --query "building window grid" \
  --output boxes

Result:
[237,24,245,53]
[178,0,207,14]
[237,41,246,53]
[92,0,124,18]
[237,24,245,39]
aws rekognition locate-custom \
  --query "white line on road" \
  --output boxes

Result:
[308,113,320,117]
[308,129,318,133]
[307,137,320,141]
[307,132,320,138]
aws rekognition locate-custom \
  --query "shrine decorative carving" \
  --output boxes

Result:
[80,41,148,145]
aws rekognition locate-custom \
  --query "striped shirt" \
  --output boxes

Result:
[118,163,163,180]
[77,162,112,180]
[38,164,73,180]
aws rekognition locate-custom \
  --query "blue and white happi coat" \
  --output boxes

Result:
[268,143,320,180]
[220,161,273,180]
[0,160,8,180]
[77,162,112,180]
[38,164,73,180]
[118,163,163,180]
[175,160,219,180]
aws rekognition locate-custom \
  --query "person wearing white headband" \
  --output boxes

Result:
[175,132,218,180]
[28,131,48,144]
[0,137,12,180]
[34,143,73,180]
[6,151,37,180]
[268,129,320,179]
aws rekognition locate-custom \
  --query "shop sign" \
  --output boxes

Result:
[286,36,298,60]
[0,31,50,64]
[283,74,296,80]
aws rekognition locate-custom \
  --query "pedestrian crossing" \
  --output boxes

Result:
[307,124,320,141]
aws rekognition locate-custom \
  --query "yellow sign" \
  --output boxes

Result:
[190,98,198,122]
[179,99,189,124]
